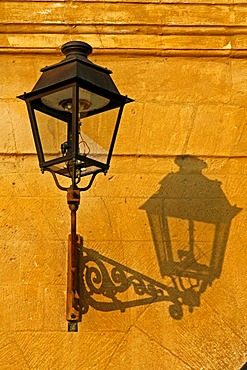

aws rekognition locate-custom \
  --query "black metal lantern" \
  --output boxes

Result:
[17,41,133,332]
[17,41,133,190]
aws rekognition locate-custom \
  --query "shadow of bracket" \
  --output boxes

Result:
[78,246,208,320]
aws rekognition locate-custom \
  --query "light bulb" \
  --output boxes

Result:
[59,99,92,113]
[41,87,110,112]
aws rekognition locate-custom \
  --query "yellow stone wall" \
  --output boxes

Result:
[0,1,246,369]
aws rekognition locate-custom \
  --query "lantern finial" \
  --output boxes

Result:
[61,41,93,59]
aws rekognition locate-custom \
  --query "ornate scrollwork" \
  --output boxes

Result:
[78,247,209,320]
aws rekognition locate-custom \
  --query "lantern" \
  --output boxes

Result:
[17,41,133,189]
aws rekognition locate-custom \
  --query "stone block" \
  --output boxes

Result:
[185,104,247,156]
[20,240,66,285]
[107,327,193,370]
[0,335,29,369]
[135,300,246,369]
[0,240,21,285]
[13,331,125,369]
[137,102,195,155]
[0,285,44,331]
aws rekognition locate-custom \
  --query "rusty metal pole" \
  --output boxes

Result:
[67,186,81,332]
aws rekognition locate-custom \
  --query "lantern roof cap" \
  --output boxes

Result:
[17,40,134,105]
[40,41,112,75]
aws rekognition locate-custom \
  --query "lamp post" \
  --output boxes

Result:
[17,41,133,331]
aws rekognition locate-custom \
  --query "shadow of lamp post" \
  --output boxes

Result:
[17,41,133,331]
[140,156,241,318]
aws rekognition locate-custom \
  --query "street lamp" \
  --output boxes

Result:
[17,41,133,331]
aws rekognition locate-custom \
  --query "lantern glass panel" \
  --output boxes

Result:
[79,107,120,165]
[35,109,68,162]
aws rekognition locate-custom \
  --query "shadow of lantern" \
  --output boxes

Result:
[140,156,241,318]
[73,156,241,321]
